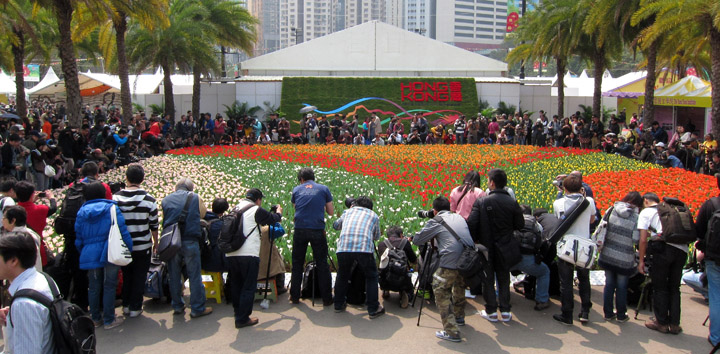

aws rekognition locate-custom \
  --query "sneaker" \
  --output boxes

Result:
[400,292,409,309]
[369,306,386,319]
[616,315,630,323]
[93,319,103,328]
[456,316,465,326]
[129,310,143,318]
[290,298,300,305]
[322,299,334,307]
[190,307,213,318]
[104,317,124,330]
[500,312,512,322]
[334,303,347,313]
[668,324,683,335]
[553,313,573,326]
[534,302,550,311]
[382,290,390,299]
[435,330,461,342]
[645,318,669,333]
[235,317,259,329]
[480,310,498,323]
[578,311,589,323]
[604,314,616,321]
[122,306,130,316]
[173,307,185,315]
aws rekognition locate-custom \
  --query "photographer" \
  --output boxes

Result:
[412,196,474,342]
[467,169,524,323]
[511,205,551,311]
[332,196,383,318]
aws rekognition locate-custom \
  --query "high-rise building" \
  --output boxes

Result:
[384,0,404,28]
[345,0,385,28]
[435,0,508,50]
[248,0,281,55]
[279,0,334,48]
[404,0,432,38]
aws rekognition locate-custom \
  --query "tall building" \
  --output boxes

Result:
[248,0,281,55]
[345,0,385,28]
[384,0,404,28]
[435,0,508,50]
[279,0,334,48]
[404,0,433,38]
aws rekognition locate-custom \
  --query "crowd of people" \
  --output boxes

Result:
[0,100,717,351]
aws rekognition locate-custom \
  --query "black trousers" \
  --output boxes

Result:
[649,242,686,326]
[483,258,511,313]
[227,256,260,324]
[290,229,333,302]
[558,259,591,316]
[59,234,89,310]
[122,249,152,311]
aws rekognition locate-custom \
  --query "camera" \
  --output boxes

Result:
[270,204,279,213]
[108,181,126,195]
[417,209,434,218]
[552,174,567,187]
[345,197,356,208]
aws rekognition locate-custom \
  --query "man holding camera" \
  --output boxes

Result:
[467,169,524,323]
[332,196,383,318]
[413,196,475,342]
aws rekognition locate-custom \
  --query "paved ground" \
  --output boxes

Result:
[78,284,714,353]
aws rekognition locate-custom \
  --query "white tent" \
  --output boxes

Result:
[240,21,508,77]
[0,73,15,94]
[26,67,60,95]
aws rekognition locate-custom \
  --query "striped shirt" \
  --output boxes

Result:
[7,268,55,354]
[113,188,159,252]
[333,206,380,253]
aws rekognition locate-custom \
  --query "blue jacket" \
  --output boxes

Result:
[75,199,133,270]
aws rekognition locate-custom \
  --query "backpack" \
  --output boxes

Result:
[11,272,96,354]
[514,215,542,255]
[703,197,720,259]
[655,197,696,244]
[217,203,258,254]
[300,261,321,299]
[145,257,169,300]
[54,181,87,235]
[346,260,366,305]
[200,219,227,272]
[379,239,411,292]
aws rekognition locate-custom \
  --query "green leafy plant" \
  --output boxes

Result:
[148,103,165,116]
[494,101,517,117]
[132,103,145,113]
[478,99,491,111]
[224,100,261,120]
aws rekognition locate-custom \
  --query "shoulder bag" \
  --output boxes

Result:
[107,204,132,266]
[158,194,193,262]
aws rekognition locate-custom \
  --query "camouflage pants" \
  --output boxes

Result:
[432,267,466,336]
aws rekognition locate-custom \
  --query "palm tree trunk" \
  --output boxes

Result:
[593,48,605,119]
[114,13,132,125]
[710,27,720,140]
[556,56,565,118]
[161,62,175,122]
[11,29,27,121]
[55,0,82,128]
[643,40,658,128]
[192,67,201,121]
[220,46,226,77]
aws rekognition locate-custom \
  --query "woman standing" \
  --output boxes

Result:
[449,171,486,220]
[598,191,642,322]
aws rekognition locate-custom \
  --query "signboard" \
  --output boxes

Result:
[507,0,539,32]
[23,65,40,82]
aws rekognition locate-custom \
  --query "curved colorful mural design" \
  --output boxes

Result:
[300,98,464,126]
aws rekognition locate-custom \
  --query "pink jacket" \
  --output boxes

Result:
[450,186,486,220]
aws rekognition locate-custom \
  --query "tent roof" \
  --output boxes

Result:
[654,76,709,97]
[26,67,60,95]
[240,21,507,75]
[27,68,183,96]
[0,73,15,94]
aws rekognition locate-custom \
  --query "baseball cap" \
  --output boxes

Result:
[655,142,666,148]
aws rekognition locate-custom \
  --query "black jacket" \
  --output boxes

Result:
[696,195,720,261]
[377,236,418,265]
[467,189,524,248]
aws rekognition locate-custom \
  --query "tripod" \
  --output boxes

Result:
[412,242,435,326]
[634,275,652,320]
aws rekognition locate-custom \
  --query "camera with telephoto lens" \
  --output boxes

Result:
[270,204,279,213]
[345,197,356,208]
[417,209,434,218]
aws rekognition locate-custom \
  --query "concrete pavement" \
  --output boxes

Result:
[89,285,713,353]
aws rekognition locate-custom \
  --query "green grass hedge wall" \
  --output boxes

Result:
[280,77,479,134]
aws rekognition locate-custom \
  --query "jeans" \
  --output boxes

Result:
[511,255,550,303]
[33,170,49,191]
[168,240,206,314]
[290,229,332,302]
[682,270,708,300]
[455,134,464,144]
[603,269,629,318]
[707,260,720,346]
[558,259,591,317]
[227,256,260,324]
[517,136,526,145]
[648,242,686,326]
[88,263,120,324]
[122,249,152,311]
[483,258,511,313]
[334,252,380,313]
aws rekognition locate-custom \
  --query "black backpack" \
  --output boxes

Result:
[54,181,87,235]
[514,215,542,255]
[11,272,96,354]
[300,261,322,299]
[702,198,720,259]
[217,203,258,254]
[379,239,411,292]
[200,219,227,272]
[345,260,366,305]
[655,197,697,244]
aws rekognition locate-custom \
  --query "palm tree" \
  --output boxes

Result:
[189,0,257,121]
[507,0,578,118]
[633,0,719,134]
[127,0,216,121]
[75,0,168,124]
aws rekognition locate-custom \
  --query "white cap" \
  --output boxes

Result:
[655,142,666,148]
[306,113,312,118]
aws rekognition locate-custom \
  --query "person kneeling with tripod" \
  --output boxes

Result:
[332,196,384,318]
[412,196,475,343]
